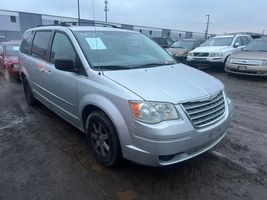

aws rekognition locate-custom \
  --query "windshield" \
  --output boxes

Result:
[171,40,194,49]
[244,40,267,52]
[74,31,175,70]
[202,37,233,47]
[5,44,20,56]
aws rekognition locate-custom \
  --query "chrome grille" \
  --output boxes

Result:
[193,52,209,57]
[181,91,225,129]
[231,59,261,66]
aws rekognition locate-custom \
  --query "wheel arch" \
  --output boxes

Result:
[79,95,130,146]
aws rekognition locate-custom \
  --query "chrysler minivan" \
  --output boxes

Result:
[19,25,234,167]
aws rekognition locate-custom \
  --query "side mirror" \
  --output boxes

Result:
[54,59,78,72]
[234,42,241,48]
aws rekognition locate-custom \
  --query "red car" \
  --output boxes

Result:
[0,41,20,81]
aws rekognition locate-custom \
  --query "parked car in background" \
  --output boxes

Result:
[20,26,233,167]
[0,41,21,81]
[187,34,253,68]
[151,37,174,48]
[166,39,205,63]
[225,38,267,76]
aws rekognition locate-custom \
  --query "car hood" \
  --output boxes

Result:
[103,64,223,103]
[166,48,190,56]
[229,51,267,60]
[4,56,19,63]
[191,46,230,53]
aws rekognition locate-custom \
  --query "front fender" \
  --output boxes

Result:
[78,94,133,154]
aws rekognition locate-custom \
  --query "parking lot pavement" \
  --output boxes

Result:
[0,71,267,200]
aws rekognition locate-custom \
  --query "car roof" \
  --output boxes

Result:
[214,34,250,38]
[179,38,204,41]
[253,38,267,42]
[27,25,136,33]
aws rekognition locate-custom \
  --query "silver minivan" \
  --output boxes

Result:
[19,25,234,167]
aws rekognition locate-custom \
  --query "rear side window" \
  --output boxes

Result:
[240,36,251,45]
[32,31,52,61]
[20,31,34,55]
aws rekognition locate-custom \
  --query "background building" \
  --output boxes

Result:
[0,9,210,41]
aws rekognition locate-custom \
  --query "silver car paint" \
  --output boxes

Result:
[20,26,234,166]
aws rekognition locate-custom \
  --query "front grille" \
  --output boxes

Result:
[181,91,225,129]
[231,59,261,66]
[193,52,209,57]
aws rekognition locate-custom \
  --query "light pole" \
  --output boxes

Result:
[77,0,80,25]
[104,0,108,22]
[205,14,210,39]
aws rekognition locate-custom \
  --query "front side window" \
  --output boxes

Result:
[74,31,175,70]
[5,44,20,56]
[32,31,52,60]
[51,32,76,65]
[234,37,242,45]
[201,37,234,47]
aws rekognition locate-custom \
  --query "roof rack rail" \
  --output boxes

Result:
[36,23,70,27]
[60,21,120,28]
[36,21,121,29]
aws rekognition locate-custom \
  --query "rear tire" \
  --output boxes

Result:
[85,111,122,167]
[22,77,38,106]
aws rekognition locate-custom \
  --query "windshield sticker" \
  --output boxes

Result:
[13,46,20,51]
[85,38,107,50]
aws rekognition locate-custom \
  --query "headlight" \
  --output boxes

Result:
[260,60,267,66]
[210,52,223,57]
[188,52,193,57]
[226,57,232,64]
[129,101,179,124]
[167,51,175,56]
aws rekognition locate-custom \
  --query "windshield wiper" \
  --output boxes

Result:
[93,65,131,70]
[133,62,176,69]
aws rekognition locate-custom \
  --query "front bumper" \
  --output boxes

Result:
[225,63,267,76]
[187,56,225,67]
[123,100,234,166]
[9,67,20,77]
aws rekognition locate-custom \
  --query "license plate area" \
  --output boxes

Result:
[238,66,247,71]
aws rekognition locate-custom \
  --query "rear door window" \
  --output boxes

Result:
[32,31,52,61]
[240,36,251,45]
[20,31,34,55]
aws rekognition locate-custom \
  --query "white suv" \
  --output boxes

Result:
[187,34,253,67]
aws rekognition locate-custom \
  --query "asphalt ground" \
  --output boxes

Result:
[0,69,266,200]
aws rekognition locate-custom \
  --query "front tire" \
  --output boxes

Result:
[22,78,38,106]
[85,111,122,167]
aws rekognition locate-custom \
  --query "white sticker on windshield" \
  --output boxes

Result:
[13,46,20,51]
[85,37,107,50]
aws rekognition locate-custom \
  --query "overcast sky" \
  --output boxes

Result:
[1,0,266,34]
